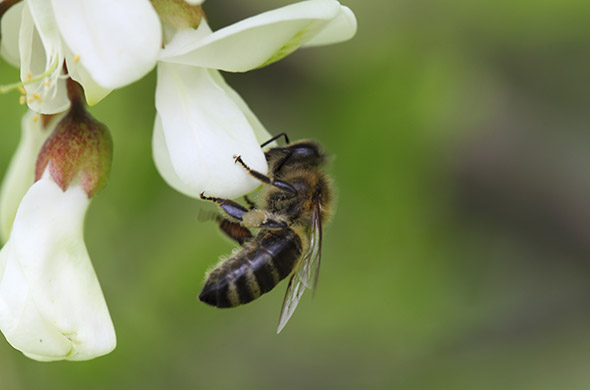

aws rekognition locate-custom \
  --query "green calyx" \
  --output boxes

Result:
[151,0,204,30]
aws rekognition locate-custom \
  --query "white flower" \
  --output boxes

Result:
[0,172,116,361]
[2,0,161,113]
[153,0,357,199]
[0,110,62,242]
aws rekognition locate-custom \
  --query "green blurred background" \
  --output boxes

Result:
[2,0,590,388]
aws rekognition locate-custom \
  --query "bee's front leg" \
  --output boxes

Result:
[233,155,297,196]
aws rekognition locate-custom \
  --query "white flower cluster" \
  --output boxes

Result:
[0,0,356,361]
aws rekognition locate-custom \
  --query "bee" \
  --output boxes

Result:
[198,133,333,333]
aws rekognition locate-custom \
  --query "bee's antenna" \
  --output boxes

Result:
[260,132,289,148]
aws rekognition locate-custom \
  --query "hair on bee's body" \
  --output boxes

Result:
[199,138,333,331]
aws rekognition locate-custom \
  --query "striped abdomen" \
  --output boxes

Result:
[199,228,302,308]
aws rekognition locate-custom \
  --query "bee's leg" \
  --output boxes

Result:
[200,192,249,221]
[243,195,256,210]
[233,155,297,195]
[218,218,252,246]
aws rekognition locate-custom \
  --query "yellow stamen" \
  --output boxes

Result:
[27,97,34,103]
[73,55,80,63]
[25,72,32,81]
[43,80,51,86]
[33,114,40,122]
[19,96,26,105]
[18,86,26,95]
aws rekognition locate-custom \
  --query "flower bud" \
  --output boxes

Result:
[35,83,113,198]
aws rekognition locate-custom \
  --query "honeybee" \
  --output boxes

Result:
[199,134,333,333]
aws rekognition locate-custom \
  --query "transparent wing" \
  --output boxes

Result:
[277,203,323,333]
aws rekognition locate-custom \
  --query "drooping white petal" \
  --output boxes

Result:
[19,1,69,114]
[0,2,23,68]
[154,61,267,198]
[160,0,342,72]
[0,174,116,361]
[208,69,273,145]
[152,114,194,196]
[302,5,357,47]
[152,70,273,195]
[52,0,162,89]
[0,111,61,243]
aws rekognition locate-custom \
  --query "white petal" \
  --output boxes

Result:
[153,73,272,193]
[302,5,357,47]
[0,2,24,68]
[52,0,162,89]
[19,1,69,114]
[154,62,267,198]
[152,114,194,196]
[208,69,273,145]
[64,46,112,106]
[0,111,62,243]
[0,175,116,361]
[160,0,341,72]
[184,0,204,5]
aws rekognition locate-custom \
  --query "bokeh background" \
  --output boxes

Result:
[1,0,590,388]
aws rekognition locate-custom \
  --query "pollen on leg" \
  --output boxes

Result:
[242,210,267,228]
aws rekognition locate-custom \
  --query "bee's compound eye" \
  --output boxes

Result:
[293,145,319,157]
[288,143,323,165]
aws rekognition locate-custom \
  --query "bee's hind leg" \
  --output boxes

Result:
[218,218,252,245]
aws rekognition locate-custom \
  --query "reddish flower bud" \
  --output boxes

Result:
[35,91,113,198]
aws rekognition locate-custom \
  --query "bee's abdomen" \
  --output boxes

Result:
[199,228,302,308]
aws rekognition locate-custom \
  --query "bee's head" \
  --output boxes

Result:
[284,141,326,166]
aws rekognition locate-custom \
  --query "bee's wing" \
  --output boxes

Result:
[277,203,323,333]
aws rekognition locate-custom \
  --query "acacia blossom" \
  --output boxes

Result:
[1,0,161,112]
[154,0,357,198]
[0,0,357,361]
[0,172,116,361]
